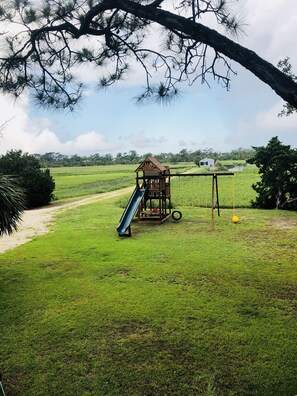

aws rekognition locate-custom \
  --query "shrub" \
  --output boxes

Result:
[0,150,55,208]
[248,137,297,210]
[0,175,25,235]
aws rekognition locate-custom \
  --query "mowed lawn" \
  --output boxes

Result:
[0,164,296,395]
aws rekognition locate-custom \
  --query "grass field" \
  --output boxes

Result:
[51,163,259,208]
[51,164,135,200]
[51,163,194,200]
[171,165,259,209]
[0,163,296,395]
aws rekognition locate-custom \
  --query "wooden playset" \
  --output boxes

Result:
[135,157,172,223]
[117,157,234,236]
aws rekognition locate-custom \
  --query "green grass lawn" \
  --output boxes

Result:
[0,194,296,395]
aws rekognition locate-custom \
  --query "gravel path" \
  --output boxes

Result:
[0,186,133,254]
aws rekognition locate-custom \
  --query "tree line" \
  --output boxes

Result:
[35,147,255,168]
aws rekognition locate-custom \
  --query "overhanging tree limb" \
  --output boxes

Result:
[0,0,296,110]
[112,0,297,108]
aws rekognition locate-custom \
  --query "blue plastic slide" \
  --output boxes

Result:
[117,186,147,236]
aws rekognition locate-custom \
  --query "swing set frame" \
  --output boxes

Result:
[136,171,234,223]
[168,172,234,220]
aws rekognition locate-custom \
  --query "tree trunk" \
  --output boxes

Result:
[276,187,285,209]
[114,0,297,109]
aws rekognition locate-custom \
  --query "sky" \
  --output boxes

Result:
[0,0,297,156]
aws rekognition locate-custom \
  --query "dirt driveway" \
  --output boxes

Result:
[0,186,133,254]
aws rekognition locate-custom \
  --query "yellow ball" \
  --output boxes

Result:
[232,215,239,223]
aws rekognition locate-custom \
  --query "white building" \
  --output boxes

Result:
[199,158,215,167]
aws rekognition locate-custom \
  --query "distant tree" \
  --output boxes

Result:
[38,152,69,167]
[0,175,25,235]
[177,149,191,162]
[229,147,255,161]
[0,150,55,208]
[115,153,124,164]
[103,153,113,164]
[194,157,201,166]
[126,150,139,163]
[192,149,202,166]
[248,137,297,210]
[155,152,170,163]
[140,153,153,161]
[0,1,296,111]
[69,154,83,166]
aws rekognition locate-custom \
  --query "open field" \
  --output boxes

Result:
[171,169,258,209]
[51,164,135,200]
[51,163,195,200]
[0,187,296,395]
[51,163,260,208]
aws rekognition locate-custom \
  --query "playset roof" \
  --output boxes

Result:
[135,157,169,174]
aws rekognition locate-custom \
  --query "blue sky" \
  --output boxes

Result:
[1,0,297,156]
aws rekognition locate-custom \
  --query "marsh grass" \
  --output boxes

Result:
[0,194,296,395]
[51,163,195,200]
[50,162,258,208]
[51,165,136,200]
[171,165,259,209]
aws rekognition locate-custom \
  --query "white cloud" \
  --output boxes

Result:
[238,0,297,65]
[126,132,167,149]
[0,94,117,155]
[226,101,297,148]
[31,128,116,155]
[64,130,113,154]
[255,103,297,133]
[0,95,31,153]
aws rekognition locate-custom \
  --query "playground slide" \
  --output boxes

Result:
[117,185,147,236]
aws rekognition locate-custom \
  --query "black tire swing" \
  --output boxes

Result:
[172,210,182,221]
